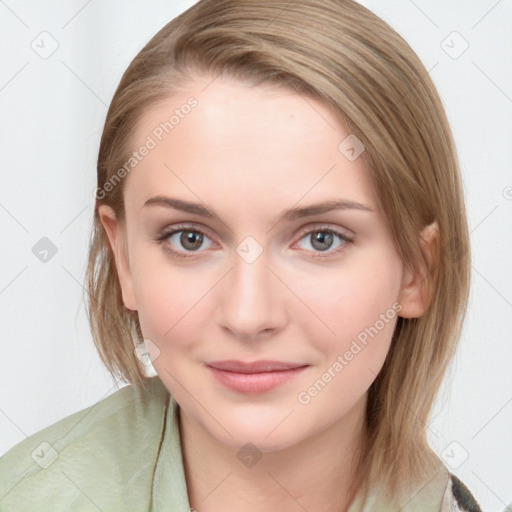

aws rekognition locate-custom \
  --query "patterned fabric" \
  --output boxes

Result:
[440,474,483,512]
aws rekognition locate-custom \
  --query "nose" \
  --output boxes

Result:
[217,247,287,341]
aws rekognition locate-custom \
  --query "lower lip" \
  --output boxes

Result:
[208,366,308,394]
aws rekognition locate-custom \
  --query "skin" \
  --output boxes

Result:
[99,73,437,512]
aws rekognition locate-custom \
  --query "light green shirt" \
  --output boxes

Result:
[0,376,476,511]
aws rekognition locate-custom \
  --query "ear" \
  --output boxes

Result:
[397,221,439,318]
[97,204,138,311]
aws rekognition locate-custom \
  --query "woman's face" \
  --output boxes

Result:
[99,74,425,453]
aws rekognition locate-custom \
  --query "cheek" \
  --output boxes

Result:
[129,249,213,353]
[297,256,402,352]
[296,269,401,416]
[294,269,401,413]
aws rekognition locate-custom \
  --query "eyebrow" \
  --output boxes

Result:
[142,196,374,223]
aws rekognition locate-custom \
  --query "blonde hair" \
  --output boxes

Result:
[85,0,470,502]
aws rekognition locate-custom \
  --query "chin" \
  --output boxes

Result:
[218,430,300,454]
[201,410,305,452]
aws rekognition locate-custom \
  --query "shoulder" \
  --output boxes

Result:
[0,376,170,511]
[440,473,483,512]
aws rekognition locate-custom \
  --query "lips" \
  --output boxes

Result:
[206,360,309,394]
[207,360,307,373]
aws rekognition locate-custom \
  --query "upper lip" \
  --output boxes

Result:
[207,360,308,373]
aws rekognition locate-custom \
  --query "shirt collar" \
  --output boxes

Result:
[149,378,449,511]
[151,389,191,512]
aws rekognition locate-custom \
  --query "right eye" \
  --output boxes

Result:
[156,224,216,258]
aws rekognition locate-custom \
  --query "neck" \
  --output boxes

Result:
[178,397,367,512]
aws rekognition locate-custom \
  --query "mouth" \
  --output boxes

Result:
[206,360,309,394]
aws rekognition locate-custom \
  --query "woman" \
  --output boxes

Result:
[0,1,483,510]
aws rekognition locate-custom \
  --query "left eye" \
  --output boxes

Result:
[294,228,352,255]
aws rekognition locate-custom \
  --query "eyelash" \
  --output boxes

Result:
[154,223,354,260]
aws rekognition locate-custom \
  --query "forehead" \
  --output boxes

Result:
[123,75,376,216]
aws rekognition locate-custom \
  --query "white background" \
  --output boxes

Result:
[0,1,511,510]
